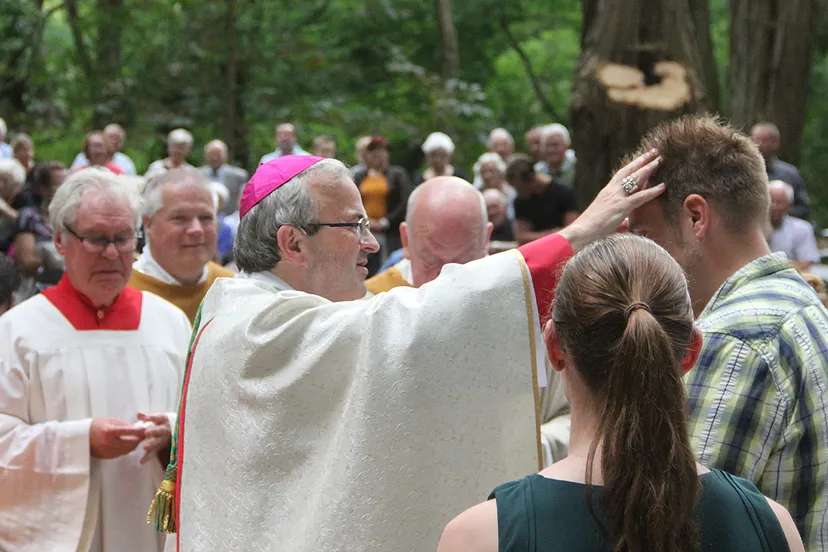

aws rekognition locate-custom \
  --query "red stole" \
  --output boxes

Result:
[42,275,143,331]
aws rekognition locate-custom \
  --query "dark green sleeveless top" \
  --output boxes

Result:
[490,469,790,552]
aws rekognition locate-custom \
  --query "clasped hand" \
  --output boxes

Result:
[89,412,172,464]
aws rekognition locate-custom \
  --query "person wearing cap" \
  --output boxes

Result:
[146,150,666,551]
[414,132,468,186]
[129,168,234,323]
[352,136,411,275]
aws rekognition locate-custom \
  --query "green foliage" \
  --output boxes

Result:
[801,52,828,228]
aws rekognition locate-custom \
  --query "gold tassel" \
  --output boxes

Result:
[146,478,177,533]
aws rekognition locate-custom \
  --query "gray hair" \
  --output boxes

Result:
[0,118,6,137]
[752,121,780,139]
[482,187,508,208]
[142,168,214,218]
[167,128,194,147]
[0,159,26,187]
[104,123,125,137]
[488,128,514,146]
[50,167,143,232]
[205,139,228,156]
[540,123,571,146]
[473,152,507,178]
[769,179,795,203]
[234,159,351,273]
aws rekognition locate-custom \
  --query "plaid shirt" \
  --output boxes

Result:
[687,253,828,551]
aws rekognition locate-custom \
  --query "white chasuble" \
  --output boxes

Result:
[0,282,191,552]
[177,246,562,552]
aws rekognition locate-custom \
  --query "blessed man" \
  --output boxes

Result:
[153,153,664,551]
[0,168,191,551]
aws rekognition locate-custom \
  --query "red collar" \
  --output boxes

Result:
[42,275,143,331]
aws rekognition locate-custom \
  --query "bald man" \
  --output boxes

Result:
[259,123,310,164]
[365,177,491,293]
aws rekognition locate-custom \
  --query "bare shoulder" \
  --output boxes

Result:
[765,498,805,552]
[437,499,499,552]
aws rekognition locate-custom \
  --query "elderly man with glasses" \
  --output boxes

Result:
[149,153,667,552]
[0,168,191,552]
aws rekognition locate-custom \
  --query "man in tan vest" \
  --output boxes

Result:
[129,168,234,322]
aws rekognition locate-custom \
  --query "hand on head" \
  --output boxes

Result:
[559,149,665,251]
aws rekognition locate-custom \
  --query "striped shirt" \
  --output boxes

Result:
[687,253,828,551]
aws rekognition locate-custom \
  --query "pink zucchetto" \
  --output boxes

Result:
[239,155,324,218]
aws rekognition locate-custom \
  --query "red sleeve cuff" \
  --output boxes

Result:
[518,233,574,320]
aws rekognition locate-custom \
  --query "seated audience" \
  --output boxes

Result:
[70,124,137,175]
[487,128,515,161]
[70,131,124,175]
[628,115,828,550]
[524,125,543,162]
[365,177,490,293]
[199,139,248,215]
[0,253,18,314]
[507,154,578,245]
[13,162,67,302]
[534,123,575,186]
[474,152,516,219]
[414,132,468,185]
[768,179,820,271]
[752,122,810,220]
[0,167,191,552]
[352,136,411,276]
[259,122,309,164]
[11,133,36,187]
[0,159,30,254]
[146,128,195,177]
[312,135,337,158]
[439,233,805,552]
[129,168,234,322]
[483,188,515,244]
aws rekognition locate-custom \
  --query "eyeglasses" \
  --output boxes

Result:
[304,217,373,243]
[64,224,140,254]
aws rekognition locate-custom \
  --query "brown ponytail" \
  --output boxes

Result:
[553,234,699,552]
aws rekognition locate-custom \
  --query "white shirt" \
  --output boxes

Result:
[769,215,821,264]
[133,245,208,285]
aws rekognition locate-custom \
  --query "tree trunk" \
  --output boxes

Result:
[729,0,818,165]
[225,0,239,162]
[434,0,460,82]
[93,0,125,126]
[570,0,719,207]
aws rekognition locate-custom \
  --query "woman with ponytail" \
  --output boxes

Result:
[438,233,804,552]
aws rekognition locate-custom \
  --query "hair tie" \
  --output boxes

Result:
[625,302,651,319]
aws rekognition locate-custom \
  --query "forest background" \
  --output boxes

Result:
[2,0,827,225]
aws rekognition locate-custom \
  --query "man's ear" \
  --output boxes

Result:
[400,222,410,260]
[543,320,566,372]
[275,225,308,267]
[681,326,703,375]
[54,230,68,257]
[683,194,711,241]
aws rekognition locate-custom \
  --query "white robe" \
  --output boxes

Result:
[0,293,191,552]
[178,250,547,551]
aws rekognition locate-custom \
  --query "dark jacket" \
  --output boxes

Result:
[353,165,411,237]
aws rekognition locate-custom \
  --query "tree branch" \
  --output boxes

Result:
[64,0,94,79]
[499,10,562,121]
[0,3,64,95]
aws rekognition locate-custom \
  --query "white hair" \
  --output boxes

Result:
[769,180,795,203]
[210,180,230,209]
[540,123,571,146]
[0,159,26,187]
[473,152,507,179]
[0,118,6,138]
[234,159,351,273]
[752,122,780,139]
[167,128,194,147]
[49,167,143,233]
[104,123,125,137]
[142,168,214,218]
[422,132,455,155]
[482,187,508,208]
[205,139,228,155]
[488,128,514,146]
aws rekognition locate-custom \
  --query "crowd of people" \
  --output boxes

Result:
[0,113,825,552]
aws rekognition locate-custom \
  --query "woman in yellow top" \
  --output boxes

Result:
[352,136,411,276]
